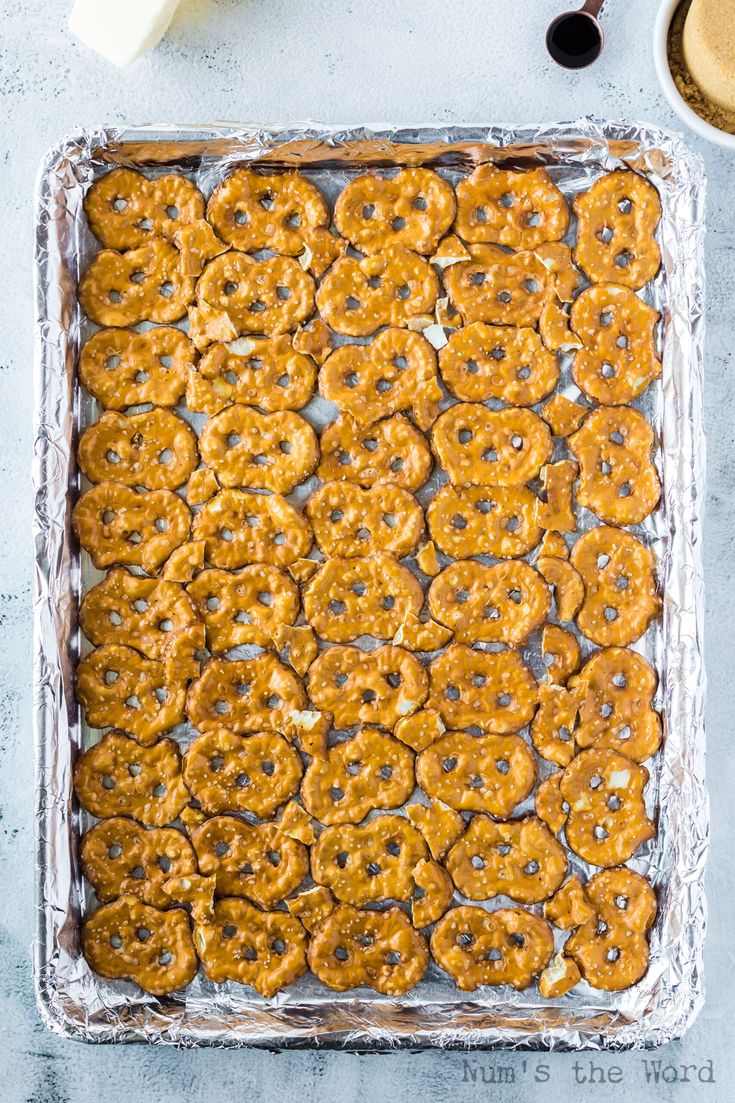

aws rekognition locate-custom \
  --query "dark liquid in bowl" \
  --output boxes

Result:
[547,13,603,69]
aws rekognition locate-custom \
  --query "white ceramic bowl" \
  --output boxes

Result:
[653,0,735,149]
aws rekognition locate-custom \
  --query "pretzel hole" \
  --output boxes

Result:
[618,724,631,741]
[243,946,258,960]
[110,933,123,948]
[345,296,361,311]
[338,450,352,467]
[138,215,152,230]
[508,588,522,604]
[386,951,402,965]
[510,933,525,948]
[618,483,632,499]
[597,553,611,568]
[604,607,619,622]
[125,694,140,710]
[112,197,128,212]
[250,300,266,313]
[367,861,382,877]
[160,282,175,299]
[599,311,613,326]
[497,290,512,303]
[380,765,393,780]
[526,210,542,227]
[471,272,486,286]
[455,588,469,605]
[214,840,229,856]
[412,196,428,211]
[392,217,406,232]
[259,193,274,210]
[615,894,629,910]
[101,773,116,790]
[386,840,401,856]
[616,334,628,349]
[271,938,287,955]
[234,210,248,225]
[483,448,498,463]
[601,362,615,378]
[596,920,608,935]
[235,773,251,789]
[376,378,393,393]
[130,864,145,880]
[362,205,375,220]
[594,826,610,840]
[285,212,301,228]
[335,946,349,961]
[600,460,613,474]
[474,206,488,224]
[517,365,531,381]
[451,514,467,531]
[381,595,395,610]
[361,689,376,704]
[618,197,633,214]
[458,429,473,444]
[472,674,486,688]
[390,457,403,473]
[386,672,402,688]
[397,284,411,300]
[266,694,281,709]
[222,923,238,941]
[442,756,457,772]
[523,279,539,294]
[557,726,572,742]
[158,619,173,634]
[607,795,621,811]
[134,369,150,383]
[610,430,625,445]
[597,226,614,243]
[476,499,494,515]
[152,783,167,797]
[330,786,345,802]
[606,947,621,962]
[214,699,230,714]
[464,358,479,375]
[505,515,520,533]
[615,251,633,269]
[484,605,500,622]
[108,290,123,304]
[345,761,361,776]
[497,843,511,855]
[274,532,286,546]
[136,926,151,942]
[104,668,119,684]
[485,947,503,961]
[127,763,141,777]
[330,600,346,615]
[276,286,291,301]
[496,758,510,775]
[498,693,512,708]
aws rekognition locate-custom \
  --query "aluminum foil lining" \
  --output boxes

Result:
[32,121,707,1049]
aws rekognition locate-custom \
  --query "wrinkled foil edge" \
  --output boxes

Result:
[31,120,707,1049]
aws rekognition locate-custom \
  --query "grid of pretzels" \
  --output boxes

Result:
[73,162,663,1000]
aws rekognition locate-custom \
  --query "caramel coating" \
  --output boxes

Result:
[439,323,559,405]
[537,555,585,622]
[307,481,424,559]
[570,284,661,405]
[535,772,567,835]
[80,569,200,661]
[542,624,582,685]
[81,818,197,908]
[79,239,195,327]
[573,170,661,291]
[443,245,551,328]
[77,644,186,744]
[544,875,595,930]
[307,644,429,730]
[85,168,205,250]
[431,906,553,991]
[394,707,444,753]
[73,483,192,572]
[79,327,194,410]
[183,729,303,818]
[427,644,538,733]
[569,405,661,525]
[83,895,197,995]
[455,165,569,249]
[311,814,429,904]
[445,815,568,904]
[317,414,433,491]
[406,799,465,860]
[286,885,335,932]
[431,403,552,487]
[308,904,429,994]
[173,218,229,276]
[412,859,454,927]
[565,867,657,990]
[568,646,662,762]
[392,614,453,652]
[535,460,578,533]
[530,683,585,767]
[427,483,542,559]
[161,540,206,582]
[187,336,317,415]
[78,408,198,491]
[541,393,588,437]
[416,730,536,816]
[197,253,315,337]
[199,405,318,493]
[316,247,439,337]
[195,897,308,996]
[319,327,440,430]
[272,623,319,677]
[302,554,424,643]
[191,489,312,569]
[73,732,189,826]
[534,241,580,303]
[428,560,550,646]
[207,169,329,255]
[560,747,655,867]
[186,653,307,734]
[538,953,582,998]
[334,168,456,254]
[301,728,415,826]
[571,526,660,646]
[187,564,298,651]
[191,814,308,907]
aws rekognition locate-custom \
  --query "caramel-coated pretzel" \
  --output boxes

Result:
[186,335,317,416]
[431,403,552,487]
[427,643,538,733]
[573,170,661,291]
[79,327,194,410]
[569,405,661,525]
[428,560,550,646]
[438,322,559,405]
[306,481,424,559]
[77,408,199,491]
[430,905,554,991]
[406,798,465,860]
[535,771,568,834]
[302,554,424,643]
[317,414,433,491]
[300,727,416,825]
[195,897,308,996]
[84,168,205,250]
[454,165,569,249]
[185,652,307,734]
[318,327,440,429]
[542,623,581,685]
[207,169,329,255]
[565,867,657,990]
[571,526,660,646]
[80,568,200,661]
[443,245,551,328]
[73,483,192,572]
[80,817,197,908]
[191,488,313,569]
[183,728,303,818]
[79,239,196,327]
[83,894,197,995]
[541,392,588,438]
[286,885,335,932]
[427,483,542,559]
[191,814,308,907]
[568,646,662,762]
[197,252,315,337]
[307,644,429,731]
[334,168,456,254]
[560,746,655,866]
[416,729,536,816]
[393,708,446,752]
[307,903,429,995]
[76,644,186,744]
[198,405,318,493]
[570,283,661,405]
[186,564,299,651]
[445,815,568,904]
[311,814,429,904]
[73,731,189,826]
[529,683,585,767]
[412,858,455,927]
[544,874,596,930]
[316,247,440,337]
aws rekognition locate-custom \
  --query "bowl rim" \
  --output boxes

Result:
[653,0,735,149]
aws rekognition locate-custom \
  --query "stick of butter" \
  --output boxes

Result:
[69,0,181,68]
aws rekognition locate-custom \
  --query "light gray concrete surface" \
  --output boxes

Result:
[1,0,733,1099]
